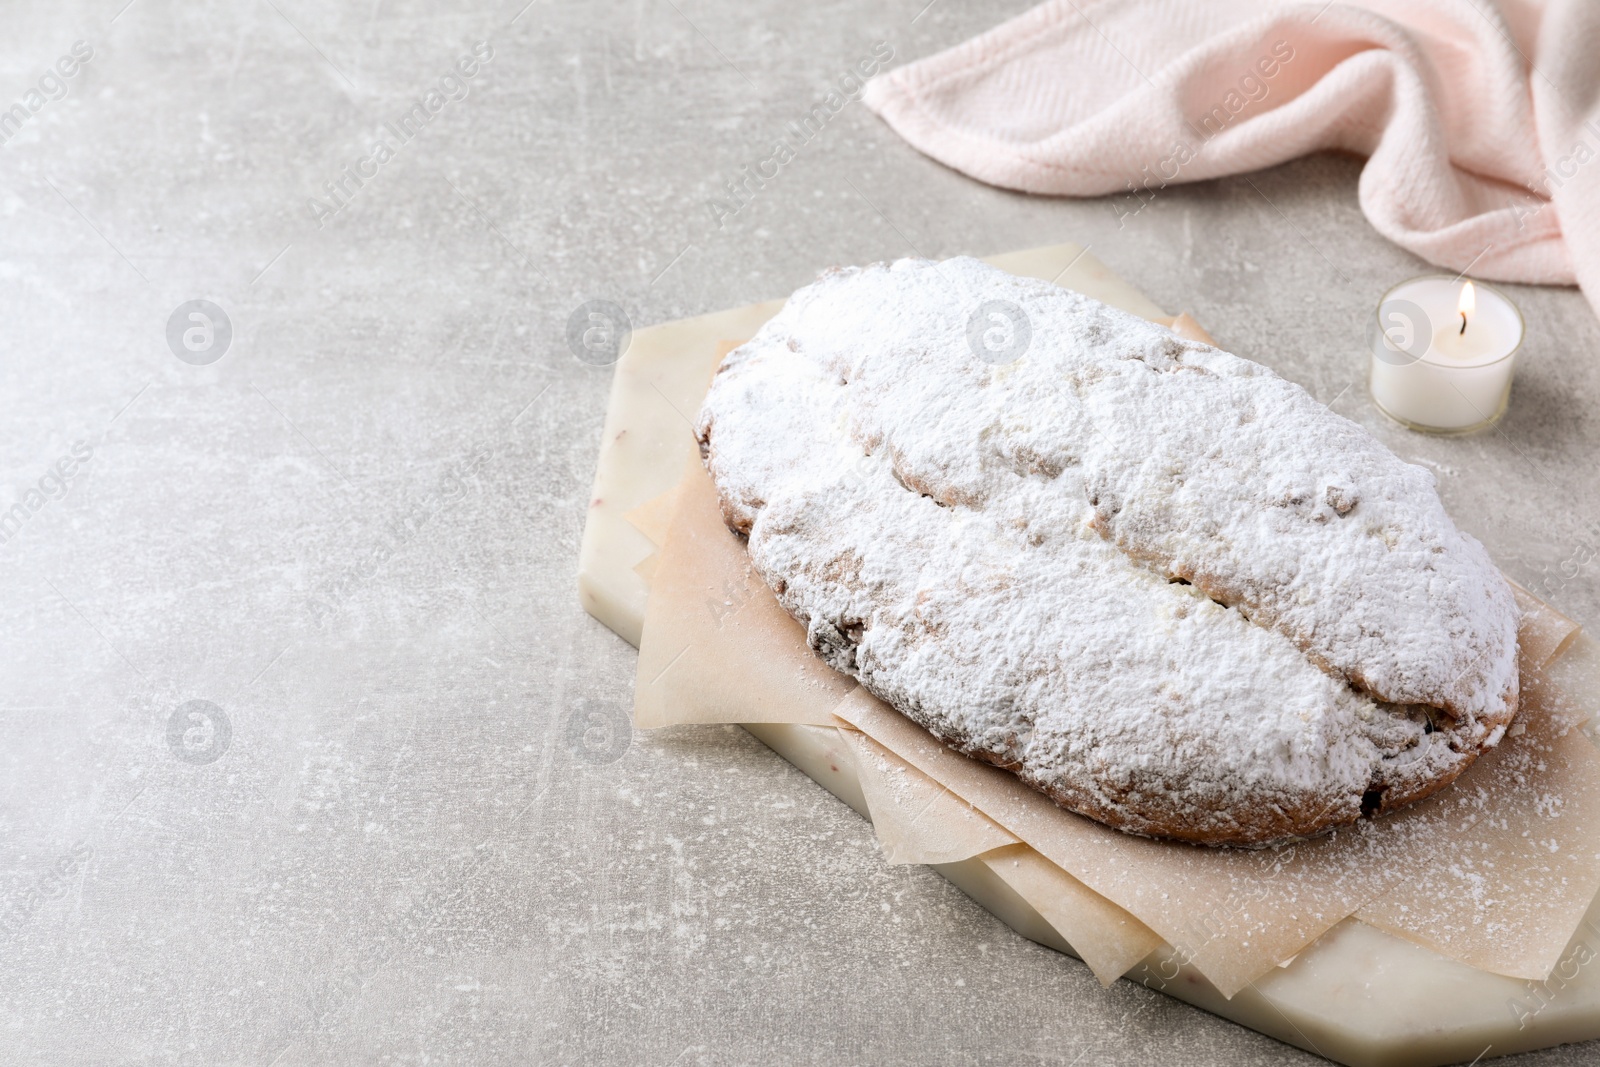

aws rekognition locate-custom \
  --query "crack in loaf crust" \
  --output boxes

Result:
[695,257,1521,847]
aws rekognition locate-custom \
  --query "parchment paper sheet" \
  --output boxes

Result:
[840,727,1019,864]
[978,843,1167,986]
[636,456,1600,998]
[634,456,853,730]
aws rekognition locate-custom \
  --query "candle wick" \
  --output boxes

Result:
[1459,311,1468,336]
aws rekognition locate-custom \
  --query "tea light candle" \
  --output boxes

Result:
[1368,275,1524,433]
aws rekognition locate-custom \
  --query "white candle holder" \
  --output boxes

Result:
[1367,275,1524,434]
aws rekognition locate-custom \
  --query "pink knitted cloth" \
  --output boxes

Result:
[864,0,1600,313]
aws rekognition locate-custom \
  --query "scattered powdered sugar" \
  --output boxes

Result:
[696,257,1522,846]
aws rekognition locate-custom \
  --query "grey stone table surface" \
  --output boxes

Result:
[3,1,1598,1064]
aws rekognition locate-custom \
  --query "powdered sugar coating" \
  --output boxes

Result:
[696,257,1520,845]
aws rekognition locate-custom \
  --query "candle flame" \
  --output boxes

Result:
[1458,280,1475,335]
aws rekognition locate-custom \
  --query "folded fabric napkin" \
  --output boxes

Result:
[864,0,1600,317]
